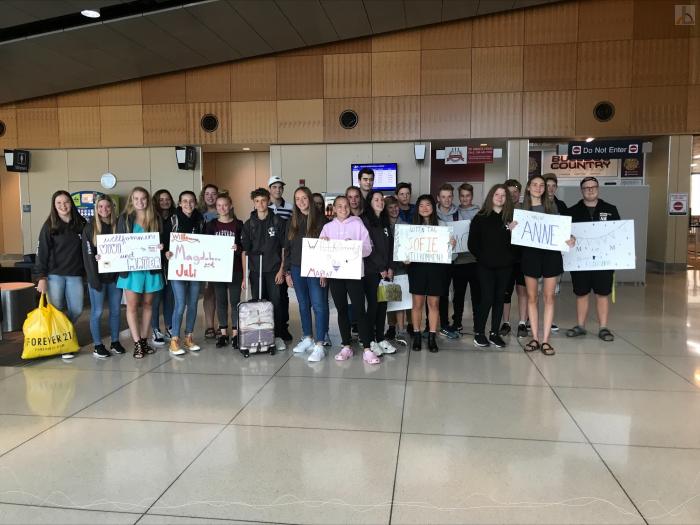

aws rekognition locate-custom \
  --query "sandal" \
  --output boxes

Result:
[334,346,354,361]
[205,328,216,339]
[566,325,587,338]
[541,342,555,356]
[524,340,540,352]
[133,341,145,359]
[362,349,381,365]
[598,327,614,342]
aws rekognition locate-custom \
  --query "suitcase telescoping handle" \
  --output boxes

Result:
[244,254,264,301]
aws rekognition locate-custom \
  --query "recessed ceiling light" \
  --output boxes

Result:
[694,155,700,159]
[81,9,100,18]
[692,163,697,168]
[242,147,250,151]
[585,137,595,142]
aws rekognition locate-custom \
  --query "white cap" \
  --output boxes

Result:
[268,175,285,187]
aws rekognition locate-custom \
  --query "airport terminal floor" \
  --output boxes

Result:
[0,271,699,525]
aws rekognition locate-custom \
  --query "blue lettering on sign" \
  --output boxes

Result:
[521,221,558,246]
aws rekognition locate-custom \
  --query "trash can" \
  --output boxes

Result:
[1,282,36,332]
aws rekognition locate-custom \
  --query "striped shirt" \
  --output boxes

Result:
[270,199,293,221]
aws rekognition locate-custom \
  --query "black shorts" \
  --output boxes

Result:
[503,263,525,303]
[520,247,563,279]
[571,270,614,296]
[408,262,449,296]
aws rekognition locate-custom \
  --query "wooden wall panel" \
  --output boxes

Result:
[17,108,59,148]
[470,92,522,138]
[372,29,421,52]
[277,55,324,100]
[421,19,471,50]
[690,38,700,84]
[231,101,277,143]
[57,89,100,107]
[231,57,277,101]
[577,40,632,89]
[633,38,689,86]
[372,51,421,96]
[141,72,186,105]
[99,81,142,106]
[575,88,631,136]
[471,10,523,47]
[420,94,470,139]
[16,96,57,109]
[277,99,323,143]
[524,2,578,45]
[186,64,230,103]
[372,96,420,141]
[631,85,688,134]
[421,49,470,95]
[0,108,17,149]
[142,104,187,145]
[471,46,523,93]
[633,0,690,39]
[324,97,371,142]
[523,43,577,91]
[187,102,231,144]
[58,107,101,147]
[578,0,633,41]
[687,85,700,132]
[100,105,143,146]
[323,53,371,98]
[523,90,575,137]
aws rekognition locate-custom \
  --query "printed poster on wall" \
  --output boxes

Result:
[542,151,619,178]
[444,147,467,164]
[621,157,644,178]
[96,232,161,273]
[301,238,363,279]
[511,209,572,252]
[167,233,234,282]
[563,220,636,271]
[393,224,453,263]
[528,151,542,179]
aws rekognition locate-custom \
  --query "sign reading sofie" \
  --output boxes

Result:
[393,224,453,263]
[568,140,643,160]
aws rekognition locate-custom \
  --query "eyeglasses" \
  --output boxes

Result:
[581,185,598,191]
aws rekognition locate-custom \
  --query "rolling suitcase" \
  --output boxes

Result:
[237,254,276,358]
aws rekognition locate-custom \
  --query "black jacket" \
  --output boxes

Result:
[242,211,287,273]
[566,199,620,223]
[361,214,394,276]
[115,213,165,278]
[467,211,514,269]
[283,213,328,272]
[82,219,117,290]
[34,217,86,280]
[553,195,567,215]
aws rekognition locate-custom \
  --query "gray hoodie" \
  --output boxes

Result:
[437,204,480,264]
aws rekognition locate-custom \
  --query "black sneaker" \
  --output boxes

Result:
[473,333,490,347]
[385,325,396,340]
[216,335,229,348]
[489,332,506,348]
[93,344,111,358]
[499,322,511,336]
[448,323,463,334]
[517,323,528,338]
[551,323,560,332]
[439,326,460,339]
[110,341,126,354]
[231,335,238,349]
[280,326,293,342]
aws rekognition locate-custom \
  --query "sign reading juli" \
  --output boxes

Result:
[568,140,642,160]
[393,224,453,263]
[167,233,234,282]
[511,209,572,252]
[96,232,161,273]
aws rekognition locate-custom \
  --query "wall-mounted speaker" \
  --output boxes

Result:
[200,114,219,133]
[175,146,197,170]
[414,144,426,161]
[4,149,30,172]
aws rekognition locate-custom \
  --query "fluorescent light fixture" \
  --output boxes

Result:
[242,147,250,151]
[479,143,487,147]
[585,137,595,142]
[81,9,100,18]
[692,164,698,168]
[694,155,700,159]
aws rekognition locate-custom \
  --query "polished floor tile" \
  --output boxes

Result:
[151,346,288,376]
[277,348,408,381]
[0,418,222,512]
[618,330,700,357]
[140,515,277,524]
[653,355,700,388]
[78,372,269,424]
[0,415,62,455]
[0,366,22,381]
[152,425,398,524]
[0,368,139,416]
[402,381,584,442]
[556,387,700,448]
[234,376,404,432]
[392,434,643,524]
[0,503,139,524]
[537,335,645,355]
[28,347,173,372]
[596,444,700,525]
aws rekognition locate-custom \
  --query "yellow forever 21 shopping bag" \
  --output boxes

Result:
[22,294,79,359]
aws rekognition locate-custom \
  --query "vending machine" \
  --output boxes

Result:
[71,191,121,219]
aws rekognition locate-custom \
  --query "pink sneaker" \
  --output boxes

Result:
[335,346,354,361]
[363,349,381,365]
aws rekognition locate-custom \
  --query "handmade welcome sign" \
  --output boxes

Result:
[301,238,363,279]
[447,220,471,253]
[393,224,452,263]
[511,209,572,252]
[563,220,635,271]
[167,233,234,282]
[96,232,161,273]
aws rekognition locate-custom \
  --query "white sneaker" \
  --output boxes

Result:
[275,337,287,351]
[370,341,384,357]
[379,340,397,354]
[293,337,314,354]
[61,353,75,359]
[307,343,326,362]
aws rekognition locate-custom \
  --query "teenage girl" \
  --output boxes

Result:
[199,183,219,340]
[35,190,87,359]
[384,195,409,345]
[319,196,377,364]
[82,195,125,358]
[116,187,164,359]
[151,189,175,346]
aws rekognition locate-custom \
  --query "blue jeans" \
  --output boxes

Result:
[88,282,122,345]
[47,274,84,324]
[290,265,328,342]
[171,280,201,338]
[151,281,174,330]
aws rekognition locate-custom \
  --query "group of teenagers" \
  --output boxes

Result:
[34,167,620,363]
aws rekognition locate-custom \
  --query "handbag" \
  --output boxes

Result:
[377,281,402,302]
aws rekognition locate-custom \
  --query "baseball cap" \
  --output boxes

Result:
[268,175,285,187]
[580,176,599,187]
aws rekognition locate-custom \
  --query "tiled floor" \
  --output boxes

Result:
[1,272,699,524]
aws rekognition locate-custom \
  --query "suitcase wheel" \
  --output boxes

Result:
[270,346,276,356]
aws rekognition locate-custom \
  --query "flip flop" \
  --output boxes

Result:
[524,339,540,352]
[598,328,614,342]
[566,325,587,338]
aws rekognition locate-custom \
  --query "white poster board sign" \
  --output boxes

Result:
[167,233,234,282]
[511,209,572,252]
[301,238,363,280]
[447,220,471,253]
[386,274,412,312]
[393,224,453,263]
[563,220,635,272]
[97,232,161,273]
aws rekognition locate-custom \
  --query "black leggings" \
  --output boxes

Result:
[475,264,512,335]
[362,273,388,342]
[329,279,372,348]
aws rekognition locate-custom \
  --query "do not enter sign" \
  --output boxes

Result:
[669,193,688,216]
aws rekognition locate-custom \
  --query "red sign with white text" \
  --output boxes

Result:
[467,146,494,163]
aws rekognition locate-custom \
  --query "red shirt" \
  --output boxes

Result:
[206,219,244,273]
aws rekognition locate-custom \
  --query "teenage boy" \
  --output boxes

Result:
[454,183,481,333]
[565,177,620,342]
[502,179,529,338]
[346,186,364,217]
[241,188,288,351]
[358,167,375,202]
[395,182,415,223]
[267,176,293,341]
[435,184,461,339]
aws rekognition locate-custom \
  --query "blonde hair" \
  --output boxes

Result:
[92,194,117,244]
[215,193,237,220]
[123,187,159,232]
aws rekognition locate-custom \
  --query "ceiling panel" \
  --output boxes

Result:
[0,4,40,29]
[478,0,516,15]
[276,0,338,46]
[442,0,479,21]
[363,0,406,33]
[319,0,372,39]
[404,0,442,27]
[229,0,305,51]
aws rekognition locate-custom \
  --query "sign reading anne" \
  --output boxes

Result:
[563,220,635,271]
[393,224,452,264]
[511,209,572,252]
[167,233,234,282]
[301,238,363,280]
[96,232,161,273]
